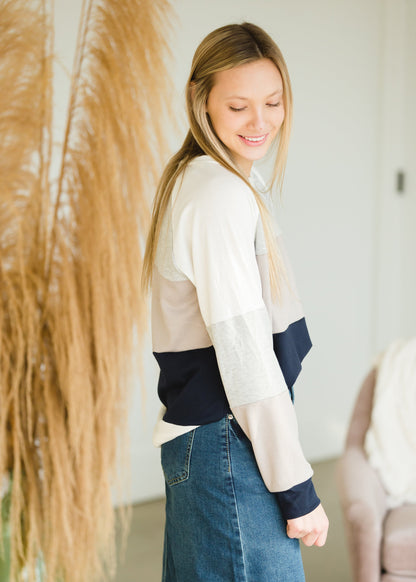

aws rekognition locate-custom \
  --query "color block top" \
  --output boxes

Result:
[151,155,320,520]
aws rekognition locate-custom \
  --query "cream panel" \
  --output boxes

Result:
[152,406,199,447]
[152,268,212,352]
[155,208,187,282]
[171,158,264,325]
[233,391,313,492]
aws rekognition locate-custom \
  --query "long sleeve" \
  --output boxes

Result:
[170,158,320,519]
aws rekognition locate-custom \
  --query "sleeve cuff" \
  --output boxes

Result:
[275,477,320,520]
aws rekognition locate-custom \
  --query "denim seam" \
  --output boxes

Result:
[225,416,232,473]
[161,522,169,581]
[166,429,195,486]
[226,416,248,582]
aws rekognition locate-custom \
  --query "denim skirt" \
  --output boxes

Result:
[160,414,305,582]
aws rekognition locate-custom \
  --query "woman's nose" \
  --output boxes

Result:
[247,108,265,131]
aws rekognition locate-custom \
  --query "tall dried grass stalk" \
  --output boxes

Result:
[0,0,173,580]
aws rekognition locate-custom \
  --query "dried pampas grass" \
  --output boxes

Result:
[0,0,173,580]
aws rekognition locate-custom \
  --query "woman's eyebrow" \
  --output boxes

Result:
[227,89,283,100]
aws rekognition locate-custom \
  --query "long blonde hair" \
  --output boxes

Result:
[142,22,293,294]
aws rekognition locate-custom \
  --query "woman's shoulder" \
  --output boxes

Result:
[186,154,250,191]
[173,155,257,217]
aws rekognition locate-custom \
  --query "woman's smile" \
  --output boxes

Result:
[238,133,269,146]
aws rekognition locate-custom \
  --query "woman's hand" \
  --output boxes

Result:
[286,503,329,547]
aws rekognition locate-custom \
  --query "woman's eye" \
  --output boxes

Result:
[229,102,280,111]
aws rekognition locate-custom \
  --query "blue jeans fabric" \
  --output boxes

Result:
[161,414,305,582]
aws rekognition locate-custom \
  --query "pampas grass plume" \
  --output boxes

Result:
[0,0,173,580]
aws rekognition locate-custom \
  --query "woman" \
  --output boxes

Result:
[143,22,329,582]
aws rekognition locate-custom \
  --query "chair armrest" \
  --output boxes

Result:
[337,447,388,582]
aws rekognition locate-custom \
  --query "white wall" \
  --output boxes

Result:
[375,0,416,350]
[53,0,387,503]
[161,0,383,464]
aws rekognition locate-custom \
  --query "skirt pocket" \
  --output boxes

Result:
[161,429,195,486]
[229,415,247,441]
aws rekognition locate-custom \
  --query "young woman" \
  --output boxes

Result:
[143,22,329,582]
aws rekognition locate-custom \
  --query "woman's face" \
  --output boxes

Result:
[206,58,285,176]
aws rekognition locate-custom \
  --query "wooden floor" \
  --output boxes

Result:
[115,457,353,582]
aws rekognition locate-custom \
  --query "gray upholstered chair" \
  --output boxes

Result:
[337,368,416,582]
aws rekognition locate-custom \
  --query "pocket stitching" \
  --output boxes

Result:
[166,430,195,486]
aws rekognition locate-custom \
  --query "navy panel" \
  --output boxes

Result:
[275,477,320,520]
[154,346,230,426]
[155,317,311,426]
[272,318,312,388]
